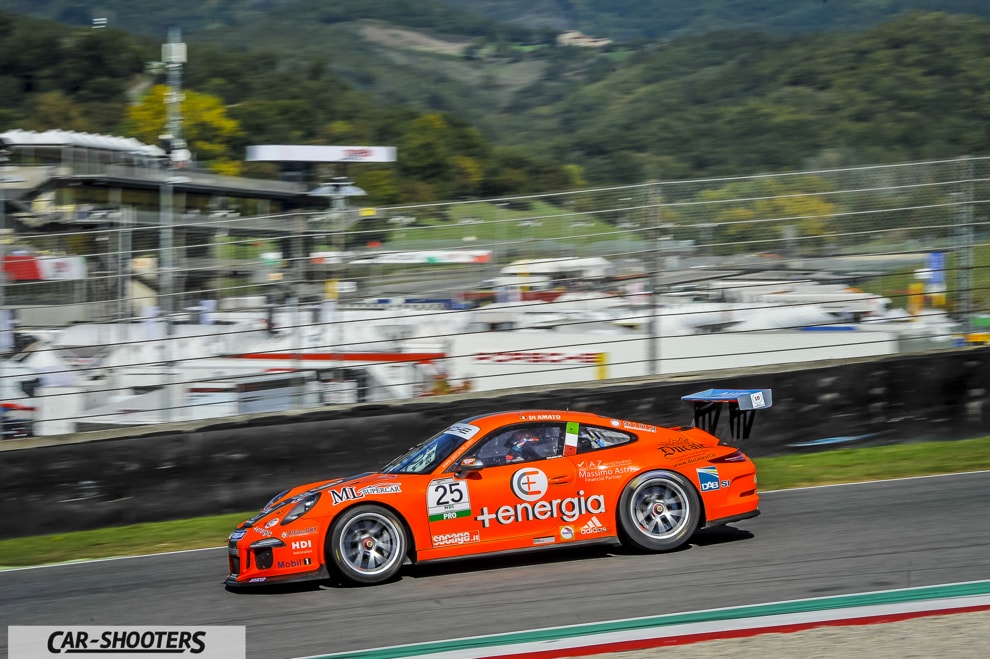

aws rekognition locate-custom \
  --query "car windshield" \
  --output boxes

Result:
[381,432,467,474]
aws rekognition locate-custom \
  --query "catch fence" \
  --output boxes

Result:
[2,156,988,437]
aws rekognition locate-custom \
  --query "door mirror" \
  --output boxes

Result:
[454,457,484,479]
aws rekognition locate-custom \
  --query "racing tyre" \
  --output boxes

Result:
[617,470,700,552]
[328,505,407,585]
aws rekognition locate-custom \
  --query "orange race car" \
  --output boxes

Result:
[225,388,771,587]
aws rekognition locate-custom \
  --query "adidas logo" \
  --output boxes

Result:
[580,515,607,535]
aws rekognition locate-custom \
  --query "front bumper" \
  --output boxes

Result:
[225,564,330,588]
[226,531,326,587]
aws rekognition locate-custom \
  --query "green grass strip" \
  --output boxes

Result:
[2,436,989,569]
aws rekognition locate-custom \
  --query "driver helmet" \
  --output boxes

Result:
[510,429,540,453]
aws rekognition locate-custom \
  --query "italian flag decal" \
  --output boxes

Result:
[564,422,579,456]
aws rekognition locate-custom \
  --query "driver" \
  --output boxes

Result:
[504,429,544,463]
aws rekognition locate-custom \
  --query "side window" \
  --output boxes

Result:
[577,426,633,453]
[460,424,564,467]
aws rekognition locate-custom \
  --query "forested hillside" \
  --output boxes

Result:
[5,0,540,41]
[446,0,990,41]
[0,10,577,202]
[506,11,990,182]
[11,0,990,41]
[3,8,990,200]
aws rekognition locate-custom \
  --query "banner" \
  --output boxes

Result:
[3,255,88,281]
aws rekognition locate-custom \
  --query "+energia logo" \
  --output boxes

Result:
[511,467,548,501]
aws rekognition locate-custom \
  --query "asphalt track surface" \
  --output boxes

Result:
[2,471,990,659]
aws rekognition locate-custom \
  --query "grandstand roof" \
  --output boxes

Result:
[0,129,165,158]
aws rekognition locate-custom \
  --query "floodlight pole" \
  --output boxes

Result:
[159,27,188,423]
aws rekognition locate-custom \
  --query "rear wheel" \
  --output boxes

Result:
[327,505,407,585]
[618,470,700,552]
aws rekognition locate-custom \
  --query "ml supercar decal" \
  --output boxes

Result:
[475,467,606,528]
[330,482,403,505]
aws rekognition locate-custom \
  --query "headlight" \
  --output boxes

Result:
[264,489,290,510]
[283,492,321,524]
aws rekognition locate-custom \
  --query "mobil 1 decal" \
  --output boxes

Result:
[428,477,472,521]
[564,421,579,456]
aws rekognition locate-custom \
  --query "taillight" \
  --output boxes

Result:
[711,450,747,463]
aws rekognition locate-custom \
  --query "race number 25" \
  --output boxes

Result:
[427,478,471,521]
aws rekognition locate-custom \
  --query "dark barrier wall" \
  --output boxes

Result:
[2,348,989,539]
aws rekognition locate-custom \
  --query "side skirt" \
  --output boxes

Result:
[414,536,621,565]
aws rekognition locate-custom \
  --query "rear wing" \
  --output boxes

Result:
[681,389,772,442]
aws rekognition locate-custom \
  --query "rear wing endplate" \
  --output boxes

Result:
[681,389,772,442]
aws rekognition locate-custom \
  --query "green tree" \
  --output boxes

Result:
[125,85,244,171]
[700,176,837,255]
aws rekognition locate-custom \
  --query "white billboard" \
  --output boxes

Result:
[246,145,396,163]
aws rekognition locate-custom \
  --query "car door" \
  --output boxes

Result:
[426,422,580,556]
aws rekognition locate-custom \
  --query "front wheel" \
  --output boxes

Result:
[327,504,407,585]
[617,470,700,552]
